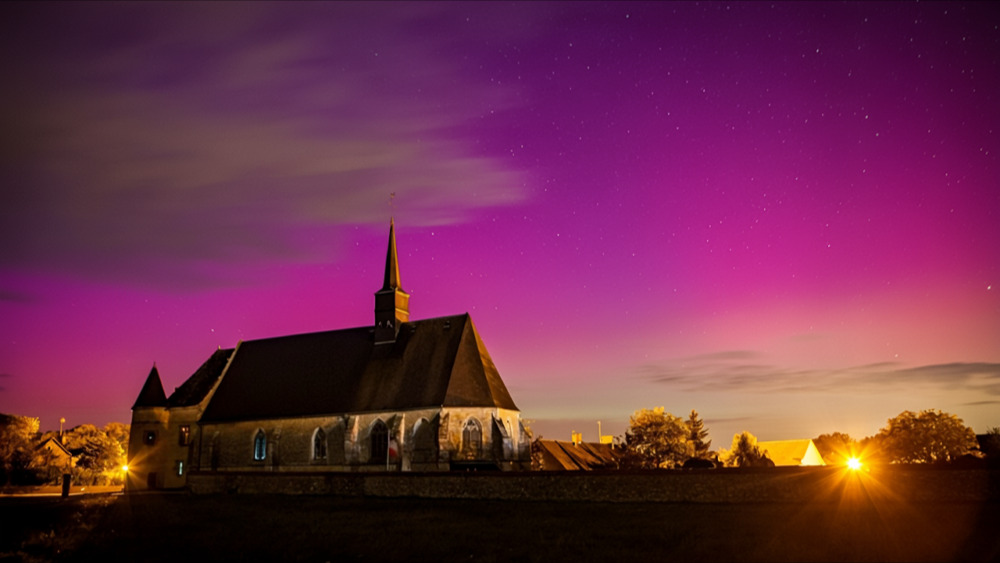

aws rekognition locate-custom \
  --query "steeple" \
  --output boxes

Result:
[374,220,410,344]
[132,364,167,408]
[382,218,403,292]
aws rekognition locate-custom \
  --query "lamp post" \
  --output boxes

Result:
[59,417,69,497]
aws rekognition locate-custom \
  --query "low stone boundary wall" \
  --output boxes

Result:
[187,466,1000,503]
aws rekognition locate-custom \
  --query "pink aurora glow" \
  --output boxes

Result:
[1,2,998,444]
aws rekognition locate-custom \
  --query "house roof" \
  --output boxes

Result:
[132,365,167,408]
[536,440,622,470]
[36,436,73,457]
[757,439,826,466]
[167,348,233,408]
[199,313,517,423]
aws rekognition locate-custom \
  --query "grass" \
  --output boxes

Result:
[2,491,999,562]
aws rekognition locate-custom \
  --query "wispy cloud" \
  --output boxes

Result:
[963,400,1000,407]
[640,353,1000,397]
[0,3,527,288]
[680,350,761,362]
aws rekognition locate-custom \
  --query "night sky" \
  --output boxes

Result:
[2,2,998,445]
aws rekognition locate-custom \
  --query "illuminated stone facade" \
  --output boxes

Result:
[195,406,526,474]
[127,222,529,491]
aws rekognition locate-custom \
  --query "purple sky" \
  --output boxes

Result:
[2,2,998,445]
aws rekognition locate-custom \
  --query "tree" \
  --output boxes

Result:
[0,413,40,485]
[63,424,127,485]
[719,431,773,468]
[529,438,546,471]
[623,407,689,469]
[685,410,712,459]
[813,432,857,465]
[76,433,124,484]
[857,434,890,465]
[875,409,977,464]
[104,422,130,452]
[61,424,100,450]
[981,427,1000,459]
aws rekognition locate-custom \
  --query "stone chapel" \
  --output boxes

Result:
[126,221,530,491]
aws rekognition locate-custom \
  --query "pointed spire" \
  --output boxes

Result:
[382,218,403,292]
[132,364,167,409]
[375,220,410,344]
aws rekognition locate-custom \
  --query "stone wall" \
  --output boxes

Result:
[187,466,1000,503]
[126,406,169,491]
[194,407,530,474]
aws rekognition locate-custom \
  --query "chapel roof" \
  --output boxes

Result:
[199,313,517,423]
[166,348,234,408]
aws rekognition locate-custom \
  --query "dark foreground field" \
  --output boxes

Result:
[2,492,999,563]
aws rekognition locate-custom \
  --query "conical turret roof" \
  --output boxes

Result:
[132,364,167,408]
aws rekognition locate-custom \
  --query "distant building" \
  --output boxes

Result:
[33,436,75,475]
[534,439,622,470]
[127,222,530,491]
[756,439,826,466]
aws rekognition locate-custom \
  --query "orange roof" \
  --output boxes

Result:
[757,439,826,466]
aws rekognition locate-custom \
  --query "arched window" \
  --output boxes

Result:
[253,430,267,461]
[313,428,327,461]
[462,418,482,459]
[370,420,388,465]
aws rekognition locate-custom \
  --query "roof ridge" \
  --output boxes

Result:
[230,314,473,348]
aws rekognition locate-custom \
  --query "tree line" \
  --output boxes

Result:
[5,408,996,484]
[615,407,995,469]
[0,413,129,487]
